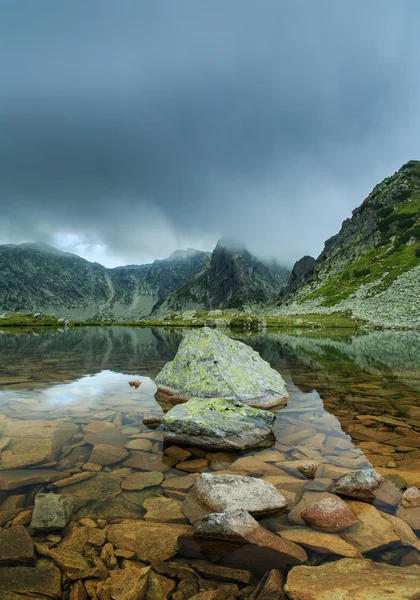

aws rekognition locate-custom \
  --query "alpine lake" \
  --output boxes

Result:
[0,325,420,598]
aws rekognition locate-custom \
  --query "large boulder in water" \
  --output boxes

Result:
[163,397,275,450]
[155,327,288,408]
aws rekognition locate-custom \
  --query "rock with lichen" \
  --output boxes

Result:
[163,397,276,450]
[155,327,289,408]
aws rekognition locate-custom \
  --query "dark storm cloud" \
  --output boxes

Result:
[0,0,419,266]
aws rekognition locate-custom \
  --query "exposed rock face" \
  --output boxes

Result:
[156,328,289,408]
[163,398,276,450]
[0,243,210,320]
[281,255,316,300]
[183,474,287,526]
[153,238,290,314]
[277,161,420,328]
[30,493,73,531]
[284,558,420,600]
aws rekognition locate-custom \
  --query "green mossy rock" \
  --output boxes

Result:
[155,328,288,408]
[163,397,275,450]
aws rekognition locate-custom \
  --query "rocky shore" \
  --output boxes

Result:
[0,328,419,598]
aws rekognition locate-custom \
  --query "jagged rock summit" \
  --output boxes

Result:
[155,327,289,408]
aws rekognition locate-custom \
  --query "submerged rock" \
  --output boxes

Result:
[31,493,73,531]
[183,473,287,526]
[0,525,35,566]
[284,558,420,600]
[163,397,276,450]
[155,328,289,408]
[300,497,358,532]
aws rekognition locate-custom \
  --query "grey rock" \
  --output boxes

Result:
[156,327,289,408]
[163,397,276,450]
[183,473,287,526]
[30,493,73,531]
[335,467,384,502]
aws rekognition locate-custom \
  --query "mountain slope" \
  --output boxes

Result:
[153,238,290,314]
[277,160,420,327]
[0,243,210,321]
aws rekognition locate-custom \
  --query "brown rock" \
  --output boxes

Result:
[147,569,176,599]
[60,473,122,510]
[335,467,384,502]
[248,569,284,599]
[284,558,420,600]
[0,564,62,599]
[162,473,199,491]
[124,451,176,472]
[380,512,420,550]
[288,492,337,525]
[143,496,186,523]
[121,471,163,491]
[97,565,150,600]
[81,462,102,472]
[358,441,395,455]
[340,501,400,553]
[176,458,209,473]
[402,486,420,508]
[47,547,92,575]
[124,438,153,451]
[195,509,307,566]
[70,580,88,600]
[279,527,358,557]
[143,415,163,428]
[300,497,357,532]
[107,520,194,562]
[83,421,116,433]
[0,469,67,491]
[397,505,420,532]
[89,443,128,466]
[49,472,96,488]
[164,446,192,462]
[191,559,253,584]
[0,525,35,565]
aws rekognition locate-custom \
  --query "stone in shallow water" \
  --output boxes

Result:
[335,467,384,502]
[402,486,420,508]
[143,496,186,523]
[163,398,276,450]
[183,473,287,526]
[288,492,337,526]
[107,520,194,562]
[340,501,400,553]
[0,564,62,598]
[0,469,67,491]
[88,443,128,466]
[284,558,420,600]
[300,497,358,532]
[397,505,420,533]
[60,473,122,511]
[279,527,358,557]
[194,509,307,566]
[155,327,289,408]
[121,471,163,491]
[31,493,73,531]
[0,525,35,566]
[248,569,284,600]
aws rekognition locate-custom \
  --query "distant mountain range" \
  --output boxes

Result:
[1,160,419,326]
[0,239,289,321]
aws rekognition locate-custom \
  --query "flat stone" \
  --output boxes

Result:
[300,497,357,532]
[163,397,276,451]
[279,527,358,557]
[397,506,420,532]
[31,493,73,531]
[81,462,102,472]
[49,472,96,488]
[380,512,420,550]
[284,558,420,600]
[83,421,116,433]
[123,451,175,472]
[340,501,400,553]
[0,525,35,565]
[164,446,192,461]
[144,497,186,523]
[190,559,253,584]
[46,547,91,575]
[107,520,194,562]
[0,564,62,599]
[88,443,128,466]
[124,439,153,451]
[176,458,209,473]
[121,426,141,435]
[195,509,307,566]
[402,486,420,508]
[335,467,384,502]
[121,471,163,491]
[0,469,67,491]
[358,442,395,454]
[261,475,308,495]
[155,328,289,408]
[60,473,122,511]
[183,473,287,526]
[162,473,199,491]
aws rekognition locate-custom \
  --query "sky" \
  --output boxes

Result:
[1,1,419,268]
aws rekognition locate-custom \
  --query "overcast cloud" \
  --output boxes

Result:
[0,1,419,267]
